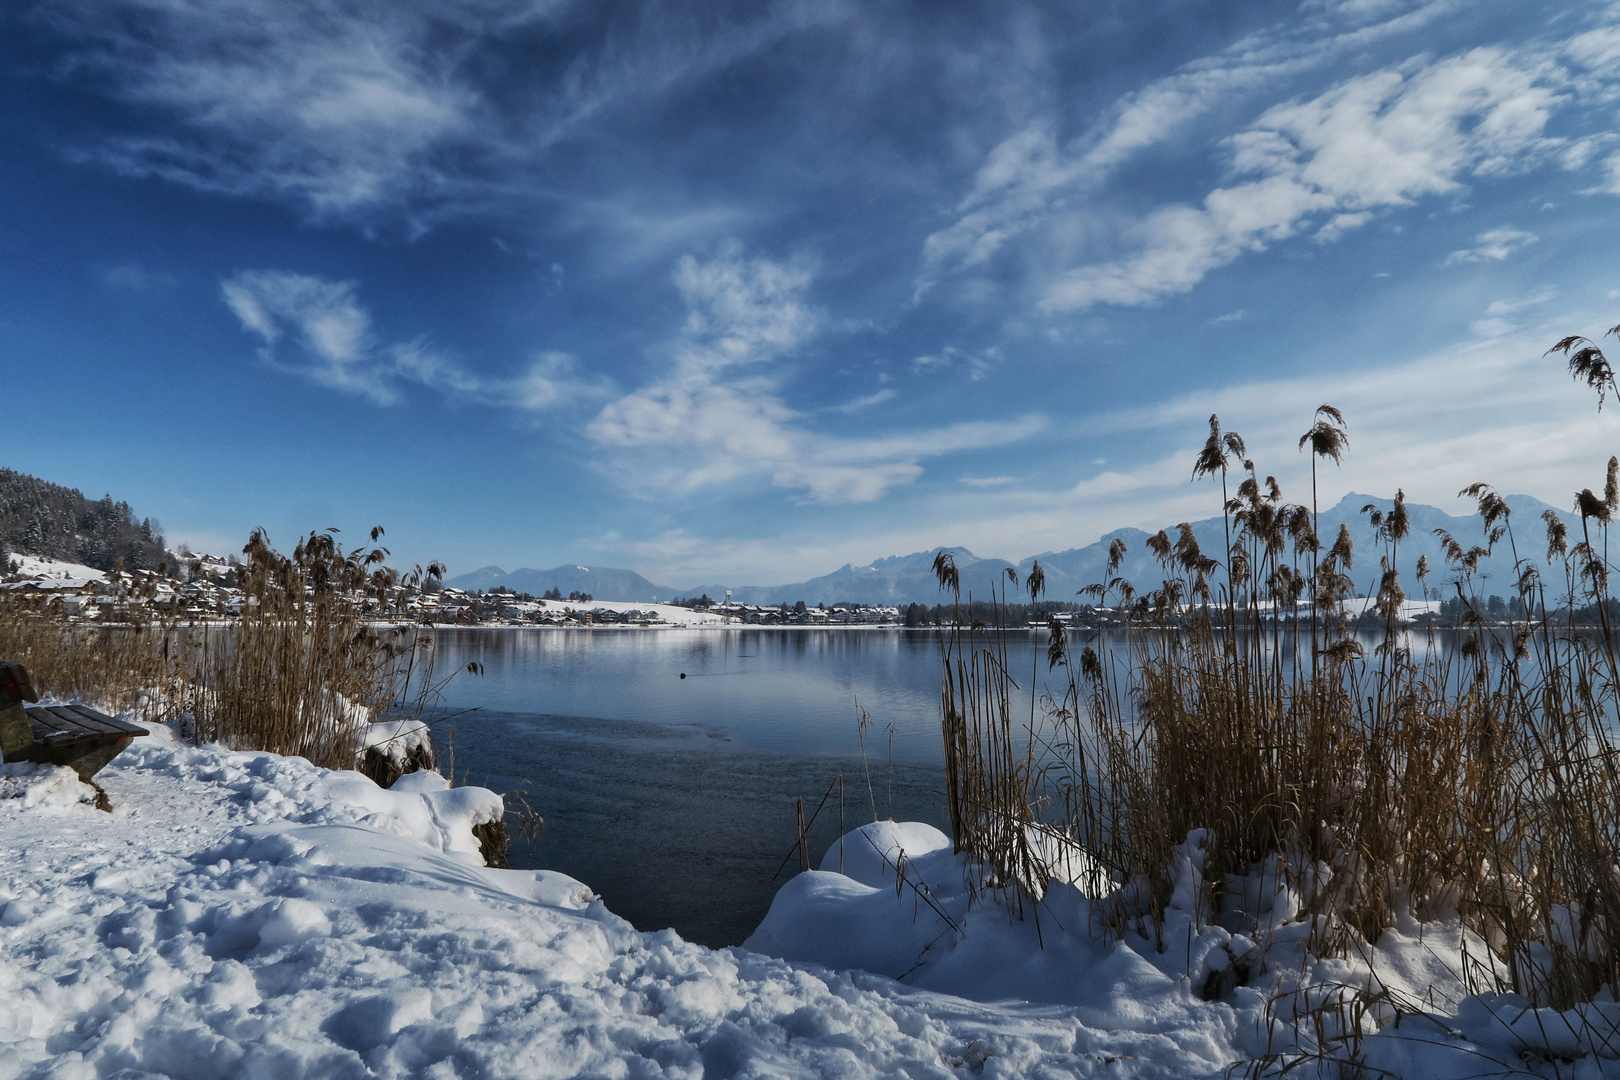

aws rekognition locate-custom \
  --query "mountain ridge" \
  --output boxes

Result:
[448,491,1574,606]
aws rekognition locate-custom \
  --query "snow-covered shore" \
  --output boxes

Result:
[6,726,1617,1078]
[0,729,1195,1079]
[749,821,1620,1077]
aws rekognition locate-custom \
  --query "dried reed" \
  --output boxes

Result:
[937,338,1620,1024]
[1,528,458,773]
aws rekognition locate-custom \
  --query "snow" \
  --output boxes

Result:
[0,761,99,809]
[2,553,105,581]
[8,730,1619,1077]
[0,725,1191,1080]
[544,600,729,627]
[361,719,434,768]
[433,597,729,627]
[564,600,728,626]
[748,821,1620,1076]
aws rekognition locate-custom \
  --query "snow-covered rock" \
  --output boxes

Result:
[362,719,432,769]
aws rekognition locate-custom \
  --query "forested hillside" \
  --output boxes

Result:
[0,467,166,571]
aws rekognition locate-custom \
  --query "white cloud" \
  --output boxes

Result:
[57,0,486,220]
[586,251,1039,503]
[1471,284,1557,337]
[1469,317,1517,338]
[670,251,819,375]
[1483,286,1556,316]
[1563,24,1620,70]
[1038,49,1565,313]
[1444,226,1539,264]
[589,304,1620,582]
[44,0,843,228]
[1596,153,1620,196]
[831,389,897,414]
[221,269,601,408]
[222,271,392,402]
[915,0,1464,293]
[1072,308,1615,519]
[859,307,1620,572]
[910,346,997,380]
[102,262,177,292]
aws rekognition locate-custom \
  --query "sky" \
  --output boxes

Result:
[4,0,1620,587]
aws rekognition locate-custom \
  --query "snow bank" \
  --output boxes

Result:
[126,728,498,863]
[2,727,1189,1079]
[749,821,1620,1075]
[19,723,1613,1078]
[0,761,99,810]
[2,553,105,581]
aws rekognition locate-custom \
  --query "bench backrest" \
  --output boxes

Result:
[0,661,39,759]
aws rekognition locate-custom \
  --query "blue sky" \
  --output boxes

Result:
[4,0,1620,586]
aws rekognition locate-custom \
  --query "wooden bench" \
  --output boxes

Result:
[1,662,147,781]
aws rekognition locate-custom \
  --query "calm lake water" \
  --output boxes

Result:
[423,628,1056,947]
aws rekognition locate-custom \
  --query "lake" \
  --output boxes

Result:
[422,628,1052,947]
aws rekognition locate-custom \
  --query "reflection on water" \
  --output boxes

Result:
[428,629,991,945]
[428,627,1035,764]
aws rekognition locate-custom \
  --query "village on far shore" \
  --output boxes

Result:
[1,550,913,628]
[8,548,1517,632]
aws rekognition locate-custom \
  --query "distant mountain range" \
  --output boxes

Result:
[447,492,1574,606]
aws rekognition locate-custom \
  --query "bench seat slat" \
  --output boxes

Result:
[23,704,148,744]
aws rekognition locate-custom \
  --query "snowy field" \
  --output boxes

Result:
[2,554,105,581]
[440,599,731,628]
[5,724,1617,1078]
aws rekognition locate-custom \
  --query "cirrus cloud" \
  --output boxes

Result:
[1038,48,1567,312]
[221,268,603,409]
[586,249,1041,503]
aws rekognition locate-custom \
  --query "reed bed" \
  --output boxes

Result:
[0,528,458,773]
[940,353,1620,1017]
[0,595,176,713]
[182,527,446,770]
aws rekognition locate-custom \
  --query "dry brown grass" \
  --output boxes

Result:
[0,528,457,773]
[0,603,176,714]
[940,389,1620,1011]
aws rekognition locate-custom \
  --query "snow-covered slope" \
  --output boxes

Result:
[3,553,106,581]
[0,729,1183,1079]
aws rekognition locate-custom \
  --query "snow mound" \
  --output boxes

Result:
[0,761,99,809]
[362,718,432,767]
[749,822,1620,1074]
[112,733,500,864]
[820,818,951,887]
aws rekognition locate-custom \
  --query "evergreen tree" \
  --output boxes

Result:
[0,467,165,571]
